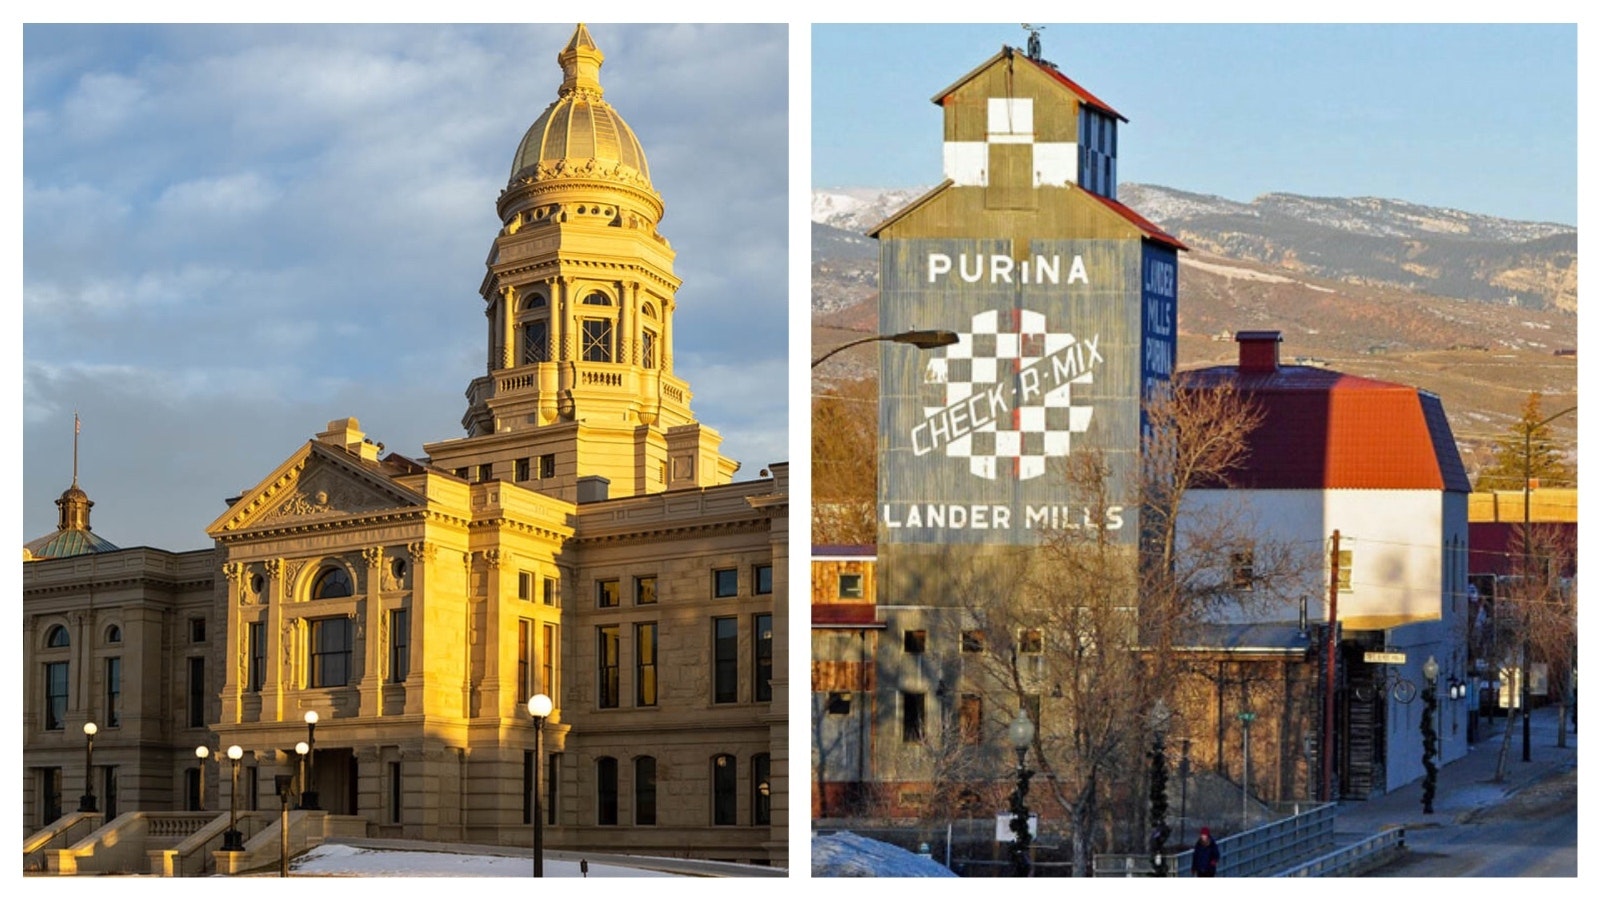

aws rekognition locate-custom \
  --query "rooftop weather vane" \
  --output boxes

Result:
[1022,24,1044,61]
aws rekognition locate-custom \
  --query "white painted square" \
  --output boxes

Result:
[1032,142,1079,187]
[943,142,988,186]
[987,97,1033,138]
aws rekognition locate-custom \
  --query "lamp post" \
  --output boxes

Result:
[1237,711,1256,827]
[1178,738,1192,846]
[1421,655,1440,814]
[221,745,245,852]
[1521,405,1575,763]
[1148,699,1172,876]
[295,742,309,809]
[811,329,958,369]
[527,693,553,878]
[78,722,98,813]
[196,745,211,811]
[1006,709,1035,877]
[302,711,320,810]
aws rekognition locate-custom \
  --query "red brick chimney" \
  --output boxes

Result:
[1236,330,1282,373]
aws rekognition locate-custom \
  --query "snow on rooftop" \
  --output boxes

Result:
[812,831,957,877]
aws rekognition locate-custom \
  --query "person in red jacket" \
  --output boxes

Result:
[1191,827,1221,877]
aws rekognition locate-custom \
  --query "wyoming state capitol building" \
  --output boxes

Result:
[22,24,788,868]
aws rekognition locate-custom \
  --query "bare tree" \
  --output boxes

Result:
[943,383,1311,875]
[813,377,878,545]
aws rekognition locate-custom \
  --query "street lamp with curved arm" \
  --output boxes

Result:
[811,329,958,369]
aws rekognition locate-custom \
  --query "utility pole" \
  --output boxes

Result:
[1323,530,1341,802]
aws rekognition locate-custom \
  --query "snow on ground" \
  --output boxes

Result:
[811,831,957,877]
[290,843,680,877]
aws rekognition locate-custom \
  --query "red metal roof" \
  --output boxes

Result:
[1022,52,1126,121]
[1084,191,1188,251]
[1180,365,1471,492]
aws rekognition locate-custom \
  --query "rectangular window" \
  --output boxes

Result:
[1338,549,1354,592]
[903,629,927,654]
[311,617,353,688]
[477,463,493,483]
[104,657,121,728]
[388,761,402,824]
[542,576,558,606]
[713,617,738,703]
[754,564,773,595]
[389,609,410,683]
[186,767,202,812]
[713,568,738,598]
[635,756,657,825]
[635,622,658,707]
[961,629,986,653]
[247,622,266,691]
[41,768,62,825]
[597,626,620,708]
[959,694,982,744]
[522,751,534,825]
[518,571,533,601]
[44,662,68,731]
[1231,549,1255,591]
[597,756,618,825]
[581,319,614,363]
[539,453,556,478]
[597,579,620,608]
[547,752,560,825]
[826,691,851,715]
[635,575,657,605]
[189,617,206,644]
[454,467,469,480]
[516,457,531,482]
[522,320,549,365]
[838,573,864,599]
[1019,627,1044,654]
[754,613,773,703]
[518,619,535,703]
[901,691,925,743]
[641,329,657,369]
[542,624,557,697]
[712,755,736,825]
[752,754,771,826]
[187,657,206,727]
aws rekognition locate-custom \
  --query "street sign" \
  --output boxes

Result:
[1364,651,1407,665]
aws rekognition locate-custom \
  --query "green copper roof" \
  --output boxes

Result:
[25,527,120,560]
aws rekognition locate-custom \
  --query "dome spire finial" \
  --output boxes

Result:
[559,23,605,98]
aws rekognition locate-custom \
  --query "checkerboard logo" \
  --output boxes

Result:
[913,309,1102,481]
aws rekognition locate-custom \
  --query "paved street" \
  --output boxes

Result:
[1332,703,1577,877]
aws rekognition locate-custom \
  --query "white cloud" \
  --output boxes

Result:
[154,172,281,217]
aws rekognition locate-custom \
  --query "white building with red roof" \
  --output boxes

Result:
[1179,331,1471,802]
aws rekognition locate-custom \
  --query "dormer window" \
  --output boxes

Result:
[1078,106,1118,199]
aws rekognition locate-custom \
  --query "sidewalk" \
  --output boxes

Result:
[1329,703,1577,840]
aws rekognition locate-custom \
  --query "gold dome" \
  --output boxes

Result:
[509,24,652,189]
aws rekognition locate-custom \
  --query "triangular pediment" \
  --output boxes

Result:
[207,441,428,536]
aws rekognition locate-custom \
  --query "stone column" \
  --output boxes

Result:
[359,546,385,717]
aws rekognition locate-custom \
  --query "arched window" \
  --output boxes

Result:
[105,624,122,644]
[712,754,736,825]
[596,756,618,825]
[46,625,69,648]
[752,753,771,825]
[634,756,656,825]
[581,292,613,306]
[311,566,353,600]
[641,301,657,320]
[522,293,547,310]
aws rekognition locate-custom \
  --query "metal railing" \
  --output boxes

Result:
[1272,827,1406,877]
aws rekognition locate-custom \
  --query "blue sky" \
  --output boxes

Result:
[814,23,1578,226]
[21,23,788,551]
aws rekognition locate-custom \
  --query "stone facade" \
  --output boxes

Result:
[22,24,787,868]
